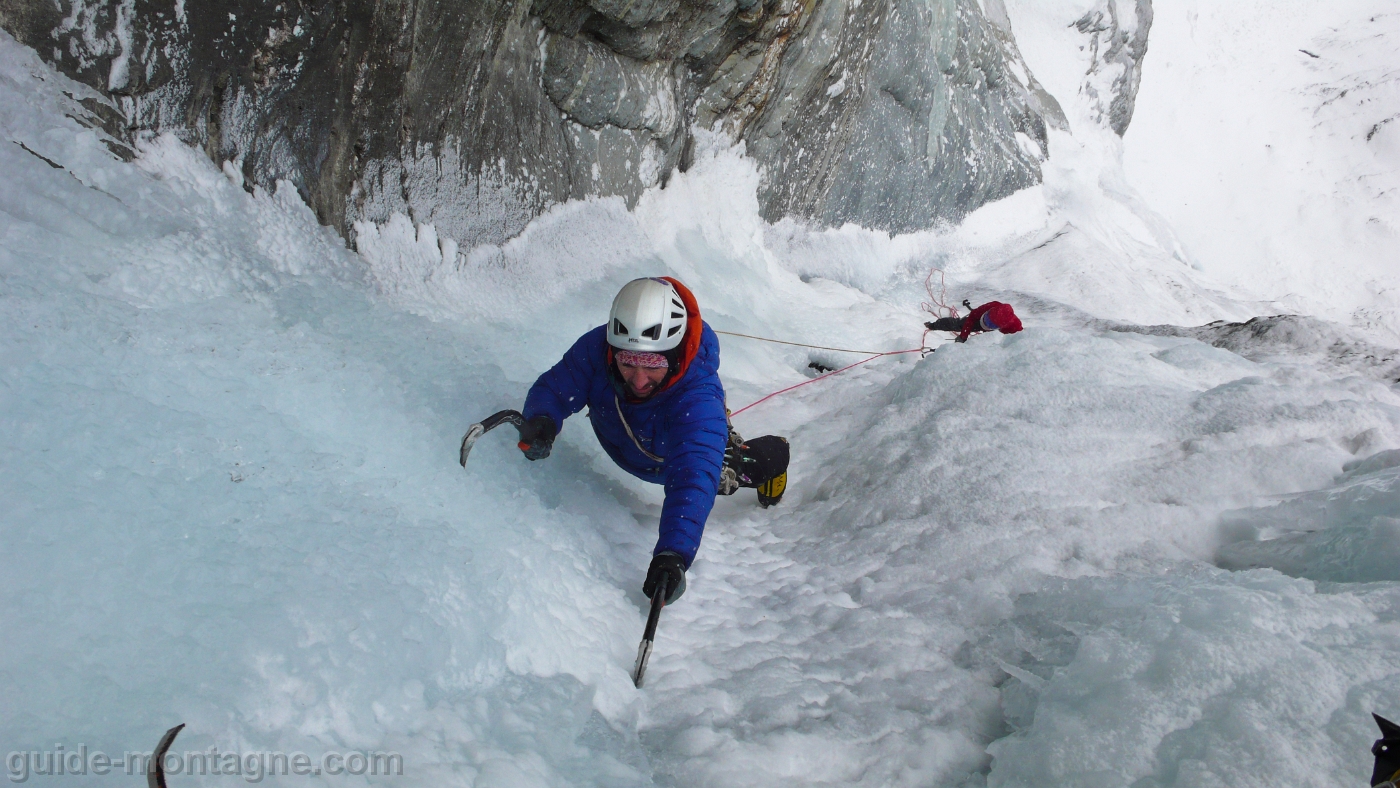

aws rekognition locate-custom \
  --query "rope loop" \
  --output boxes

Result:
[920,267,960,321]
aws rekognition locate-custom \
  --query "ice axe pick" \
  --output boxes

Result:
[459,409,527,467]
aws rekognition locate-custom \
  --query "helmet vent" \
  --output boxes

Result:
[667,325,682,337]
[671,312,684,319]
[642,324,662,340]
[613,319,628,336]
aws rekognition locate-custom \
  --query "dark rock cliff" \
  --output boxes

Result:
[1,0,1056,247]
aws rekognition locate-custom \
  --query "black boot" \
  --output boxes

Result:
[925,316,966,333]
[721,434,789,507]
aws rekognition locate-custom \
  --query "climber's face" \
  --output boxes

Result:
[618,361,667,399]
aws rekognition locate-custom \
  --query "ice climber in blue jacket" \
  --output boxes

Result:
[515,277,787,605]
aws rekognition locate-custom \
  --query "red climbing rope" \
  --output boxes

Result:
[724,329,935,418]
[921,267,960,321]
[725,263,971,417]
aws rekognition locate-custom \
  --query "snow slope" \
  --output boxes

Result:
[1000,0,1400,344]
[1120,1,1400,341]
[2,13,1400,788]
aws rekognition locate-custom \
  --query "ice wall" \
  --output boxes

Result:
[5,20,1400,788]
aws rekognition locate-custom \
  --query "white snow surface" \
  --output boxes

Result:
[1121,1,1400,342]
[2,10,1400,787]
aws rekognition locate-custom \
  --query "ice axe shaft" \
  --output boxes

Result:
[459,409,526,467]
[149,723,184,788]
[633,585,666,688]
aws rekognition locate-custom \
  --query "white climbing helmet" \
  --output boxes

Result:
[607,278,688,352]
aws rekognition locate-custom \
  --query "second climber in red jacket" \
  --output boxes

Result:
[925,301,1023,342]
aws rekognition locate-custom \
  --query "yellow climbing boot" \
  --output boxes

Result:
[757,471,786,508]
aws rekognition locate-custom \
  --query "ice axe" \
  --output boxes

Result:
[149,723,185,788]
[1373,713,1400,786]
[459,409,527,467]
[632,584,666,688]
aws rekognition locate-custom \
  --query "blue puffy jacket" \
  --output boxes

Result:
[523,323,728,567]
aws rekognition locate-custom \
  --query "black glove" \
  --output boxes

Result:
[642,551,687,604]
[516,415,557,461]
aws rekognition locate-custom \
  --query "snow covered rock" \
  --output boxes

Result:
[1072,0,1153,135]
[999,0,1153,137]
[1112,314,1400,388]
[0,0,1051,245]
